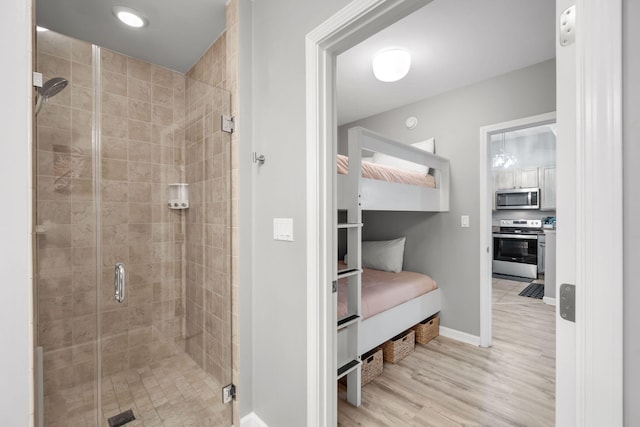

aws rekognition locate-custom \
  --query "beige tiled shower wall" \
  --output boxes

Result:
[97,47,187,377]
[36,30,188,397]
[183,34,232,385]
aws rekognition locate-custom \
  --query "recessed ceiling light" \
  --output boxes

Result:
[36,26,49,32]
[372,48,411,82]
[113,6,147,28]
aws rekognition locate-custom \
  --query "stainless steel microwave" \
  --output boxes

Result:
[496,187,540,210]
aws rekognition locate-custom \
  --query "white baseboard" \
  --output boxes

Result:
[543,296,556,306]
[240,412,268,427]
[439,326,481,346]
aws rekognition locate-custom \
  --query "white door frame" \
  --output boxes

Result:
[306,0,622,425]
[572,0,623,425]
[305,1,431,425]
[478,111,556,349]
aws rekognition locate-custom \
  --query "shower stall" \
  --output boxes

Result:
[34,29,233,426]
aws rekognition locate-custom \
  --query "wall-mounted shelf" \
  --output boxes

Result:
[167,183,189,209]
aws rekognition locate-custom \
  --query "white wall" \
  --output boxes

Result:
[0,0,33,424]
[622,0,640,423]
[249,0,348,425]
[339,60,555,335]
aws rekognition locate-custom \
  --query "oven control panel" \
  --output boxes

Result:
[499,219,542,229]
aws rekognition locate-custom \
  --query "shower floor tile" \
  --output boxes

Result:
[44,353,230,427]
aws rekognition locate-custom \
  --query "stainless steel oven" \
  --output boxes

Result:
[493,233,538,279]
[492,219,542,279]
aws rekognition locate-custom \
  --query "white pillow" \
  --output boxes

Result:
[412,137,435,154]
[371,137,435,174]
[361,237,406,273]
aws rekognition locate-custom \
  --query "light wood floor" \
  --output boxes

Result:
[338,279,555,426]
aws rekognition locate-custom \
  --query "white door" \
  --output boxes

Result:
[555,0,623,425]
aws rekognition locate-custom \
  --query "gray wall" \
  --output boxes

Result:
[249,0,348,425]
[339,60,556,335]
[247,1,639,422]
[623,0,639,423]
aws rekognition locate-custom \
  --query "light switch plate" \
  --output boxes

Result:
[461,215,469,228]
[273,218,293,241]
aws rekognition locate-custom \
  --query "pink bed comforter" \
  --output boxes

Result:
[338,263,437,320]
[336,154,435,188]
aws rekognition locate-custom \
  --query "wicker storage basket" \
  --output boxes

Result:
[412,313,440,345]
[381,329,415,363]
[361,347,383,386]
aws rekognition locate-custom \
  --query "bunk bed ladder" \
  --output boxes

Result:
[336,127,364,407]
[336,220,362,406]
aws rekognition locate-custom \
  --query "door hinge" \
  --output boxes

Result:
[222,383,236,404]
[332,280,337,293]
[221,115,235,133]
[559,283,575,322]
[559,5,576,47]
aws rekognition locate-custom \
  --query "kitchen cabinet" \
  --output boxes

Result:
[519,168,540,188]
[493,169,515,190]
[493,168,539,190]
[537,234,546,274]
[492,168,541,210]
[544,230,556,302]
[492,167,556,211]
[540,166,556,210]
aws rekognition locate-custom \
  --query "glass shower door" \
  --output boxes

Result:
[35,29,100,426]
[95,63,234,426]
[36,28,234,427]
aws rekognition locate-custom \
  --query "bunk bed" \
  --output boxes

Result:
[337,126,450,212]
[337,261,441,354]
[336,126,450,407]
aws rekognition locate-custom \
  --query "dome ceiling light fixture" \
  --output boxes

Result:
[372,48,411,82]
[113,6,148,28]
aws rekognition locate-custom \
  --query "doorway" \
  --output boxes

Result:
[306,0,623,424]
[479,112,556,347]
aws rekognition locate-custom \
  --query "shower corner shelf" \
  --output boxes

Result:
[167,183,189,210]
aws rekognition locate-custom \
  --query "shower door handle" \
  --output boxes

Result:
[114,262,125,303]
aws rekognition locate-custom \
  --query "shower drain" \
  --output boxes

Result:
[107,409,136,427]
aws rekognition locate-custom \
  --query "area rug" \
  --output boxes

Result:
[492,273,533,283]
[518,283,545,299]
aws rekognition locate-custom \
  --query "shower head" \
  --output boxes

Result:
[39,77,68,98]
[35,77,68,114]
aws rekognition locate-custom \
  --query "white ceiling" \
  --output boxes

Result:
[36,0,554,109]
[36,0,228,73]
[337,0,556,125]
